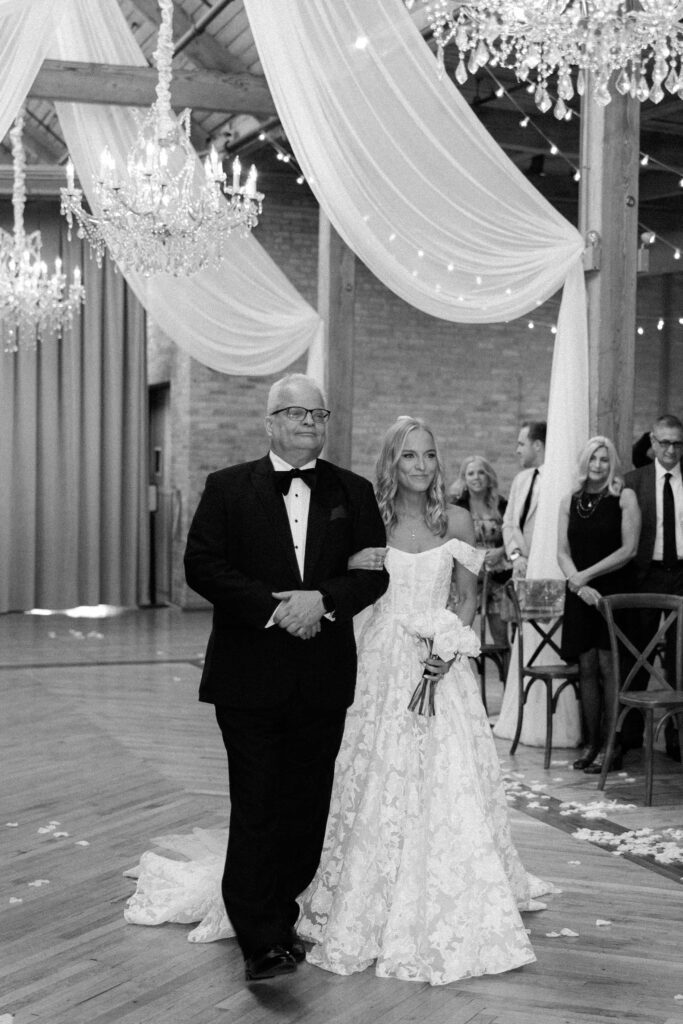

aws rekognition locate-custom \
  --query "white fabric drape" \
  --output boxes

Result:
[0,0,62,144]
[245,0,588,746]
[244,0,584,323]
[50,0,324,377]
[0,0,324,377]
[494,261,586,746]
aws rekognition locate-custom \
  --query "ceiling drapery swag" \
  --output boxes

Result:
[0,0,324,376]
[244,0,590,571]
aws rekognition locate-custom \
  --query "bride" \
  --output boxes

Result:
[125,416,554,985]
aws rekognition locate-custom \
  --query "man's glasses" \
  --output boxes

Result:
[270,406,331,423]
[651,435,683,451]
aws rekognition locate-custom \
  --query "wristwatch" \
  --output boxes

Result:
[509,549,522,562]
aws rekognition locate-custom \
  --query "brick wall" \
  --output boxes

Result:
[147,183,683,607]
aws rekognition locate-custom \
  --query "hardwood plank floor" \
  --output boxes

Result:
[1,606,682,1024]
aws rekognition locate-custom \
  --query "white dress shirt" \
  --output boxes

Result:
[265,451,317,628]
[652,459,683,561]
[269,450,316,578]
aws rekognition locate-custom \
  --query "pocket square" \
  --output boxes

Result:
[329,505,348,521]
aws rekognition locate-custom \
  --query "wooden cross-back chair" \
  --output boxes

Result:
[598,593,683,806]
[475,569,510,714]
[505,578,580,770]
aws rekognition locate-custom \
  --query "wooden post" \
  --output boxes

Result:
[578,90,640,464]
[317,210,356,468]
[657,274,674,413]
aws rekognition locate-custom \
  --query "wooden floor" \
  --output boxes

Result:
[2,606,683,1024]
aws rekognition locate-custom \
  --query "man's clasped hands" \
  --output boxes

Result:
[272,590,326,640]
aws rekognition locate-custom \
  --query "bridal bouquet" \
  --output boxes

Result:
[401,608,481,716]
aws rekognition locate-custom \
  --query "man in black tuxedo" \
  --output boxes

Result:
[184,373,388,982]
[623,413,683,758]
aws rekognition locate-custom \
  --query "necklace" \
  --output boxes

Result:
[397,509,426,541]
[575,488,607,519]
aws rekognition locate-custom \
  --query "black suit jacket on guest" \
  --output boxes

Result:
[624,463,657,580]
[184,454,389,710]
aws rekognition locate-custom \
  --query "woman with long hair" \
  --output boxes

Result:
[449,455,510,647]
[557,436,640,773]
[297,416,554,984]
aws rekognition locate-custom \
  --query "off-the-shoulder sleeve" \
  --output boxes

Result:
[447,538,485,575]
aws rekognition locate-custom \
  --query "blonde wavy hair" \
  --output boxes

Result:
[574,435,623,496]
[375,416,449,537]
[449,455,502,516]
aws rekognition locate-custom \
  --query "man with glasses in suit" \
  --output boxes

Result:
[184,373,388,982]
[623,413,683,760]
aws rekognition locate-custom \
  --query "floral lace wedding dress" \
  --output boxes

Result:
[125,539,554,985]
[298,539,553,985]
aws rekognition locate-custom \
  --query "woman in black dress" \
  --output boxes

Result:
[557,436,640,773]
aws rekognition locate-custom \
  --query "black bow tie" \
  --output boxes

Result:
[274,467,317,495]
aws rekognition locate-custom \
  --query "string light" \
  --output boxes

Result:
[483,69,580,181]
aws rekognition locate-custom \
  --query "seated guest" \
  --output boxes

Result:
[557,436,640,774]
[449,455,510,648]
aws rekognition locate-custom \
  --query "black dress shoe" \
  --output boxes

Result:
[573,746,600,770]
[244,945,297,982]
[287,929,306,963]
[584,746,623,774]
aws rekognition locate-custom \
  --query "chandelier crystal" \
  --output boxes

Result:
[421,0,683,117]
[0,110,85,353]
[60,0,264,277]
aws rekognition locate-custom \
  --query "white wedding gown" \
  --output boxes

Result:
[125,539,554,985]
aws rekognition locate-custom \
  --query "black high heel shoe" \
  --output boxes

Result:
[584,745,623,774]
[573,746,600,770]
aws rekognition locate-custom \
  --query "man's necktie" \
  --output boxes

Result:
[518,468,538,532]
[274,467,317,495]
[663,472,677,567]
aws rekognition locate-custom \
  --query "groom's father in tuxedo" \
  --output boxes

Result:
[184,373,388,982]
[623,413,683,757]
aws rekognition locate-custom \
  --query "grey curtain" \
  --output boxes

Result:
[0,200,149,611]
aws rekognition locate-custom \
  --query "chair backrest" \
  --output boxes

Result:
[505,578,568,670]
[479,569,508,647]
[598,593,683,694]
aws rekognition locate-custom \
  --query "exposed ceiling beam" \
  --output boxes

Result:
[174,0,238,56]
[126,0,247,74]
[28,60,276,116]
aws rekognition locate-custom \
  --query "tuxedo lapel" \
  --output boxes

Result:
[303,460,345,587]
[251,455,302,582]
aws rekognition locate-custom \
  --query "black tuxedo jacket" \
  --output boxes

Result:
[624,463,657,579]
[184,454,389,709]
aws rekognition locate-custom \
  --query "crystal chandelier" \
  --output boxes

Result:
[422,1,683,117]
[60,0,264,277]
[0,110,84,353]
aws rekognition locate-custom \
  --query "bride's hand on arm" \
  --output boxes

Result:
[347,547,387,571]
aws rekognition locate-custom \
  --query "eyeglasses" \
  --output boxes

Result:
[269,406,331,423]
[651,435,683,451]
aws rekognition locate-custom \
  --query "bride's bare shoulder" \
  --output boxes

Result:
[445,505,476,545]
